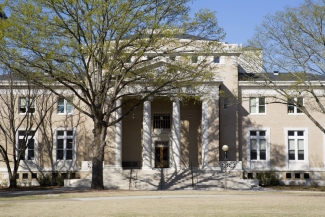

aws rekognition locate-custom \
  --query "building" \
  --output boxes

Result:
[0,36,324,189]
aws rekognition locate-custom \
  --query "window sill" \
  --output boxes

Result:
[287,113,305,115]
[249,113,267,116]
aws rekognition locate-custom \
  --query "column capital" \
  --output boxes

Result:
[145,96,154,101]
[170,96,182,102]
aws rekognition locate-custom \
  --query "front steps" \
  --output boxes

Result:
[65,168,258,190]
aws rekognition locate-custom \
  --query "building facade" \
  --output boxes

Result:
[1,38,325,188]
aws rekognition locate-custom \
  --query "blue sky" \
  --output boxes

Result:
[189,0,304,45]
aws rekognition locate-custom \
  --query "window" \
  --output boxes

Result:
[191,56,198,64]
[249,130,266,160]
[288,97,303,114]
[18,131,35,160]
[213,56,220,63]
[57,130,74,160]
[153,113,170,129]
[19,97,35,114]
[288,130,305,160]
[22,173,28,179]
[57,97,73,114]
[286,173,292,179]
[249,97,265,114]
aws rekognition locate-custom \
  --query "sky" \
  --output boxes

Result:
[189,0,305,45]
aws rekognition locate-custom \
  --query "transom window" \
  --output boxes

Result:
[249,130,266,160]
[57,97,74,114]
[249,97,265,114]
[57,130,74,160]
[18,131,35,160]
[288,131,305,160]
[19,97,35,114]
[153,113,170,129]
[288,97,303,114]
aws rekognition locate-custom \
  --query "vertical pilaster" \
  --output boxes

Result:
[142,98,152,169]
[171,97,181,169]
[115,98,122,169]
[201,99,209,169]
[201,85,220,169]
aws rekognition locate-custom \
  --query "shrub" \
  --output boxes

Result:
[55,176,64,186]
[1,179,8,187]
[310,181,319,188]
[256,171,280,186]
[38,174,52,186]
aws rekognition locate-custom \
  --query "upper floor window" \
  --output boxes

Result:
[249,130,266,160]
[249,97,265,114]
[191,56,198,64]
[288,130,305,160]
[213,56,220,63]
[18,131,35,160]
[57,97,74,114]
[57,130,74,160]
[19,97,35,114]
[288,97,303,114]
[153,113,170,129]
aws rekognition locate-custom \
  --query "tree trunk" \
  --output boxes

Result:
[91,117,106,190]
[9,175,17,188]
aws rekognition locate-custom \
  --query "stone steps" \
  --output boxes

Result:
[65,168,258,190]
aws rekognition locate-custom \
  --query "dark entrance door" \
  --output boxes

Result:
[155,145,169,168]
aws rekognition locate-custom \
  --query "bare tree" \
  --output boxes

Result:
[0,66,54,188]
[242,0,325,133]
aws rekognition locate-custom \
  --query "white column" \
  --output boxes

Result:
[201,98,209,169]
[115,98,122,169]
[172,97,181,170]
[142,99,152,169]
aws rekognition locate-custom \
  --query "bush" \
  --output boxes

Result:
[55,176,64,186]
[38,174,52,186]
[256,171,280,186]
[1,179,8,187]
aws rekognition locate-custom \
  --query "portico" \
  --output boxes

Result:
[118,86,221,171]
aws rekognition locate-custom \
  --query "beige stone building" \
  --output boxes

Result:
[1,37,325,189]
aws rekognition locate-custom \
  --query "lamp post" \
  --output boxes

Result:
[222,145,229,191]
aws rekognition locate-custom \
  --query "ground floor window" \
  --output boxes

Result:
[249,130,266,160]
[288,130,305,160]
[18,131,35,160]
[57,130,74,160]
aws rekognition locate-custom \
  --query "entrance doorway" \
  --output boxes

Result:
[155,141,169,168]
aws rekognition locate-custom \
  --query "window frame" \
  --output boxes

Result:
[55,129,75,161]
[57,97,74,114]
[17,130,37,161]
[287,97,304,114]
[285,128,309,169]
[191,56,198,64]
[153,113,171,129]
[249,97,266,114]
[287,130,306,161]
[18,97,35,114]
[213,56,220,64]
[246,127,270,169]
